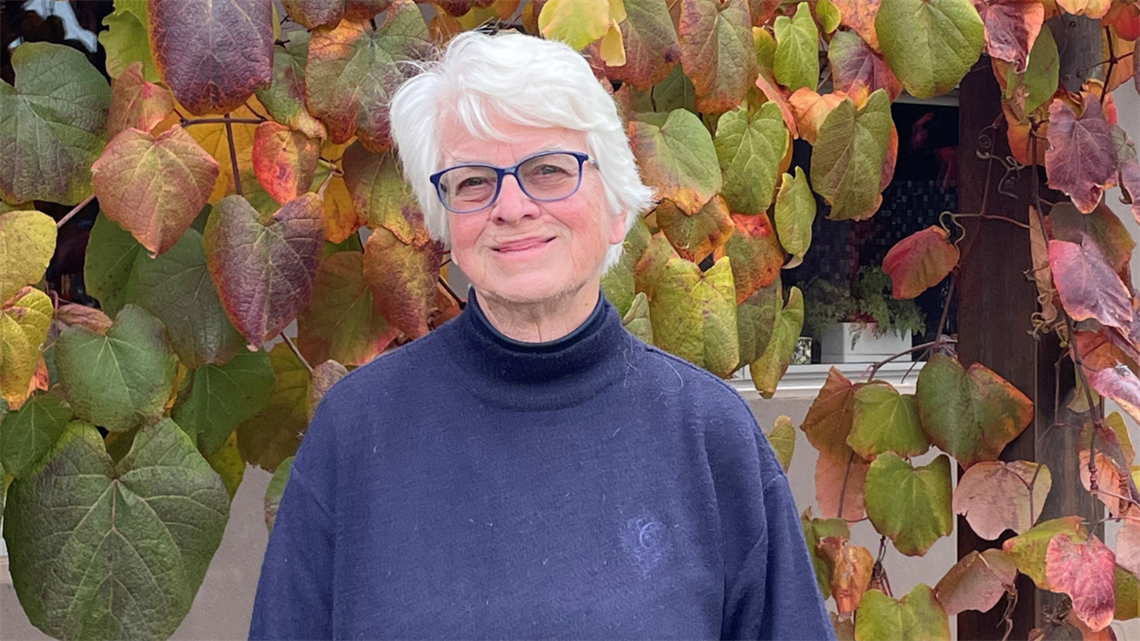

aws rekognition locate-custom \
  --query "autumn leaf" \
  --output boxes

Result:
[774,3,819,92]
[341,142,422,243]
[802,509,851,598]
[714,102,788,214]
[994,24,1059,119]
[677,0,758,114]
[622,291,654,345]
[972,0,1044,72]
[815,448,869,522]
[92,126,220,257]
[1047,236,1132,329]
[237,342,310,472]
[875,0,985,100]
[647,255,740,378]
[100,0,159,83]
[882,226,960,299]
[766,415,796,472]
[788,88,846,146]
[1002,516,1087,588]
[186,100,262,203]
[722,212,784,303]
[604,0,680,90]
[1086,366,1140,443]
[801,367,857,457]
[656,197,735,263]
[308,359,348,421]
[848,382,929,459]
[1118,516,1140,577]
[362,225,444,340]
[915,353,1034,468]
[827,30,902,105]
[629,109,722,214]
[602,218,652,316]
[750,286,803,398]
[864,453,954,556]
[829,543,874,616]
[0,288,53,409]
[538,0,618,50]
[1046,534,1116,632]
[150,0,273,115]
[1113,124,1140,225]
[1079,449,1134,517]
[204,194,325,346]
[853,586,950,641]
[953,460,1052,540]
[107,61,175,139]
[0,211,56,304]
[735,276,780,366]
[297,251,399,366]
[810,90,892,221]
[0,43,110,205]
[774,167,815,266]
[306,2,431,150]
[1055,0,1112,19]
[1046,95,1118,213]
[934,548,1017,616]
[833,0,881,51]
[251,122,320,206]
[255,31,327,140]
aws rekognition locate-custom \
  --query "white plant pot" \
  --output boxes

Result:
[820,322,912,364]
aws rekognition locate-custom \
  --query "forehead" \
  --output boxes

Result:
[437,109,589,166]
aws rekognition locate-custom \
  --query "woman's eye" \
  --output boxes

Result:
[535,165,567,175]
[458,177,488,190]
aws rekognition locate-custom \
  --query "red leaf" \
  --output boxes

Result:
[827,30,902,105]
[1079,450,1134,517]
[107,61,175,139]
[882,226,960,299]
[1114,125,1140,226]
[251,122,320,206]
[1105,2,1140,41]
[1047,237,1132,328]
[1046,95,1118,213]
[721,212,783,304]
[1045,534,1116,632]
[972,0,1045,72]
[1088,365,1140,431]
[815,448,869,522]
[677,0,758,114]
[801,367,858,457]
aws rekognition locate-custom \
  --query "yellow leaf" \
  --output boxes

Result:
[185,98,265,203]
[599,21,626,67]
[539,0,613,50]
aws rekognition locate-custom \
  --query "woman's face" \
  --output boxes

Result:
[438,112,627,306]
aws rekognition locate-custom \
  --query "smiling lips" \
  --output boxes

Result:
[493,237,555,253]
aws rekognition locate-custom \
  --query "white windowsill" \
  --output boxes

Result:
[730,360,926,400]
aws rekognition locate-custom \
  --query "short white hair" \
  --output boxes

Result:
[388,30,656,272]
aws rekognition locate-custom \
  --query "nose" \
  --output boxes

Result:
[490,173,540,225]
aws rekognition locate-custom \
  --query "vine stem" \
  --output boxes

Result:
[865,340,945,380]
[56,194,94,229]
[1103,27,1116,106]
[182,116,264,126]
[281,332,313,373]
[949,212,1030,230]
[224,113,243,197]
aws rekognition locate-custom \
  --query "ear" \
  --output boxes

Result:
[606,211,629,245]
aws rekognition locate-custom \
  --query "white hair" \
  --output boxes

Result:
[388,30,656,272]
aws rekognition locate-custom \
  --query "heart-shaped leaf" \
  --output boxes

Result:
[603,0,680,90]
[83,213,146,318]
[736,276,781,366]
[1046,202,1134,275]
[788,88,846,146]
[774,2,820,92]
[99,1,159,83]
[1048,236,1133,329]
[875,0,985,99]
[92,125,220,257]
[848,382,929,459]
[973,0,1044,72]
[656,196,735,263]
[953,460,1052,540]
[882,226,959,299]
[173,348,274,456]
[713,102,788,214]
[647,255,740,378]
[306,2,431,150]
[0,42,110,205]
[0,390,71,478]
[802,509,851,598]
[298,251,399,366]
[774,167,816,266]
[915,353,1034,468]
[1,288,53,408]
[237,342,310,472]
[622,291,654,345]
[827,29,902,104]
[810,90,892,221]
[833,0,882,50]
[1056,0,1112,18]
[2,419,229,641]
[55,305,176,432]
[538,0,620,49]
[0,210,56,303]
[723,212,784,303]
[767,415,796,472]
[341,142,420,243]
[1002,516,1087,588]
[677,0,758,114]
[204,193,325,346]
[864,453,953,556]
[629,109,722,214]
[254,31,327,140]
[802,367,858,457]
[815,448,869,522]
[362,225,444,340]
[281,0,385,29]
[750,286,803,398]
[1113,125,1140,225]
[150,0,273,115]
[827,543,875,616]
[1087,366,1140,432]
[602,218,652,317]
[252,122,320,206]
[934,548,1017,616]
[854,585,950,641]
[1046,95,1118,213]
[1046,534,1116,632]
[107,61,175,139]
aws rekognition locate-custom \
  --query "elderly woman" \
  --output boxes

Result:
[249,31,833,641]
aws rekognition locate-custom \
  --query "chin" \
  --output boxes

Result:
[482,272,583,305]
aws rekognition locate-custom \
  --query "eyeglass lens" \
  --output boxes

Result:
[437,153,583,212]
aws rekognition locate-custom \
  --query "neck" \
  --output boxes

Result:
[476,283,601,343]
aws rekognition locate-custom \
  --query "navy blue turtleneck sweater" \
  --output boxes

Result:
[249,291,834,640]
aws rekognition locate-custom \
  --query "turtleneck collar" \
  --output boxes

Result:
[442,288,634,411]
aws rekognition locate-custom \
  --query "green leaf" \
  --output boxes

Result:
[767,415,796,472]
[810,90,892,221]
[848,382,929,459]
[92,125,220,257]
[774,3,820,92]
[915,353,1034,468]
[254,31,327,140]
[602,218,652,317]
[306,2,431,150]
[750,286,804,398]
[236,342,310,472]
[629,109,722,214]
[297,251,398,366]
[55,305,177,433]
[204,194,325,347]
[206,430,245,500]
[864,453,953,556]
[2,419,229,641]
[0,42,110,205]
[875,0,985,99]
[678,0,758,114]
[1002,516,1086,589]
[98,0,159,82]
[622,291,654,344]
[648,255,740,378]
[604,0,681,90]
[84,213,145,318]
[816,0,841,33]
[774,167,816,265]
[125,228,246,368]
[854,586,951,641]
[264,455,295,533]
[714,102,789,214]
[998,25,1058,118]
[656,196,736,263]
[0,210,57,303]
[803,509,851,598]
[0,390,71,478]
[149,0,273,114]
[1,287,53,407]
[736,276,781,366]
[172,349,274,456]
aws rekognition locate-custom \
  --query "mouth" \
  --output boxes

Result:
[493,237,555,253]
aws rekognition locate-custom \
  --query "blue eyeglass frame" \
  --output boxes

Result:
[429,150,596,214]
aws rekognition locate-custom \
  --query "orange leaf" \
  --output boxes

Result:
[881,226,959,299]
[107,61,175,139]
[252,122,321,206]
[788,88,847,145]
[815,448,868,522]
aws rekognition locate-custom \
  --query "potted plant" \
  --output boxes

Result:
[802,266,927,363]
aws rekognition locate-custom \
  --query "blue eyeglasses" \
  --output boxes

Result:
[429,151,595,214]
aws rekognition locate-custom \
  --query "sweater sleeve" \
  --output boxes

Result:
[249,391,340,640]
